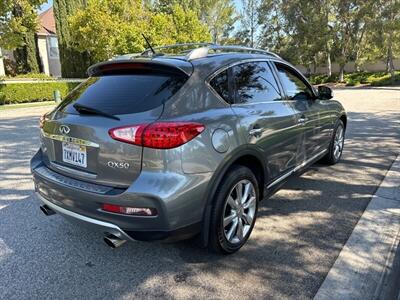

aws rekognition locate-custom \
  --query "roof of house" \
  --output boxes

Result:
[37,7,56,36]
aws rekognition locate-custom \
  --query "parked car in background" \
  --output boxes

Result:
[31,44,346,254]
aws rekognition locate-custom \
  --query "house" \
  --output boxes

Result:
[0,7,61,77]
[37,7,61,77]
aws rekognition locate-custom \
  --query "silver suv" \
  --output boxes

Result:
[31,44,346,254]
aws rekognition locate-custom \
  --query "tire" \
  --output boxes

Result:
[208,165,259,254]
[323,119,345,165]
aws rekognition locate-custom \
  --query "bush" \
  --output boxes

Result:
[309,74,338,85]
[345,80,356,86]
[0,81,81,105]
[370,72,400,86]
[0,72,54,80]
[309,71,400,86]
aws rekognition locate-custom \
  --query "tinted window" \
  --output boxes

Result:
[210,70,231,103]
[275,64,313,100]
[233,62,281,104]
[58,73,187,115]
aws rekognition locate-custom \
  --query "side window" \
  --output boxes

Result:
[48,36,59,58]
[233,62,281,104]
[275,63,314,100]
[209,70,231,104]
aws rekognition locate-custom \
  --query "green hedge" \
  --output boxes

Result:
[309,71,400,86]
[0,81,81,105]
[0,73,54,80]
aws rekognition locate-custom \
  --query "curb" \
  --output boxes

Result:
[314,155,400,300]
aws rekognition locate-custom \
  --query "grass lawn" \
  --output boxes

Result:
[0,101,55,110]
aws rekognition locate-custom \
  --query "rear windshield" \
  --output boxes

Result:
[58,73,187,115]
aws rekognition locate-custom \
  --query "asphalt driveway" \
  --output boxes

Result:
[0,87,399,299]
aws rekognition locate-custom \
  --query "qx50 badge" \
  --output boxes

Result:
[107,161,130,169]
[59,125,70,135]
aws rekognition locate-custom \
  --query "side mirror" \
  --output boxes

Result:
[318,85,333,100]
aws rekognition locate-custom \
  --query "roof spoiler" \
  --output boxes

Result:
[87,59,192,77]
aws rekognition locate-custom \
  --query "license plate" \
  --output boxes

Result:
[62,142,87,168]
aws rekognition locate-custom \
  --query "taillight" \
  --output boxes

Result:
[108,125,146,145]
[109,122,205,149]
[102,203,157,216]
[39,113,47,129]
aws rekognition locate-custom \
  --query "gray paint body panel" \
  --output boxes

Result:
[31,52,346,239]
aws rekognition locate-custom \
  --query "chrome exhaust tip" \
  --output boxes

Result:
[40,205,56,216]
[103,234,127,249]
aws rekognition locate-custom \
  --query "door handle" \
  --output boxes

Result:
[249,128,263,136]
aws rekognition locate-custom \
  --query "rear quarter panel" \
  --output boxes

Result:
[160,70,243,174]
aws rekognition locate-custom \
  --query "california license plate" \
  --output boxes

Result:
[62,142,87,168]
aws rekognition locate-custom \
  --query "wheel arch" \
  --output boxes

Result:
[199,146,268,247]
[340,114,347,130]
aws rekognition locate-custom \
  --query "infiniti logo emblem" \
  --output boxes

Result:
[59,125,70,135]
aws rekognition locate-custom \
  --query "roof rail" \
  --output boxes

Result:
[185,45,281,60]
[141,43,216,56]
[140,43,280,60]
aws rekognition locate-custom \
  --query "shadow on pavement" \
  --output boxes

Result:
[0,108,399,298]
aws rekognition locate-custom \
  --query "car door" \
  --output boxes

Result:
[228,61,303,181]
[273,62,332,159]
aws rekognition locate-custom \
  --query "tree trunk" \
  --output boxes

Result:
[313,56,318,74]
[354,59,361,73]
[0,48,5,76]
[387,32,395,83]
[250,27,254,48]
[339,64,345,82]
[326,45,332,77]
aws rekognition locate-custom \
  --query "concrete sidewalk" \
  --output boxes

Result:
[315,155,400,299]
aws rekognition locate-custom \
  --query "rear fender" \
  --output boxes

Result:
[199,145,268,247]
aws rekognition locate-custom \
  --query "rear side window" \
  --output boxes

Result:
[233,62,281,104]
[209,70,231,104]
[59,73,187,115]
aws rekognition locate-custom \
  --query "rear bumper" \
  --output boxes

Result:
[31,149,212,241]
[37,192,134,241]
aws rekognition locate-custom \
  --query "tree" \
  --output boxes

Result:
[235,0,261,47]
[201,0,237,44]
[0,0,44,73]
[331,0,375,81]
[318,0,335,77]
[168,4,212,44]
[68,0,146,62]
[259,0,380,79]
[68,0,211,62]
[152,0,202,13]
[154,0,237,44]
[53,0,92,78]
[282,0,330,74]
[259,0,329,73]
[368,0,400,81]
[259,0,293,58]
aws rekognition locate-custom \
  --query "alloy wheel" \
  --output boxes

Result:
[223,179,257,244]
[333,125,344,160]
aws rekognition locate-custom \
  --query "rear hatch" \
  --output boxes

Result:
[40,60,190,187]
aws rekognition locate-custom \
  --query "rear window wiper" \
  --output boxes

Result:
[73,103,120,121]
